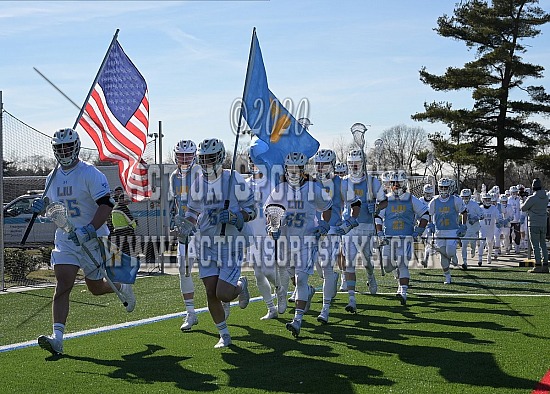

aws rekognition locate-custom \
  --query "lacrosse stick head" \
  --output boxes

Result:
[350,123,367,149]
[265,204,286,229]
[45,202,74,233]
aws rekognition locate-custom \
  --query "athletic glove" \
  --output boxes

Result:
[468,215,479,225]
[68,223,97,246]
[175,217,196,244]
[412,226,423,241]
[456,224,467,238]
[31,197,47,214]
[376,230,388,247]
[218,209,244,231]
[366,202,376,214]
[312,220,330,239]
[266,225,281,240]
[426,223,435,234]
[496,220,503,229]
[479,213,485,220]
[335,217,359,235]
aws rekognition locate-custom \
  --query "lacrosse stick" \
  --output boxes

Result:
[422,152,434,180]
[45,202,128,307]
[374,139,384,171]
[265,204,286,289]
[174,216,195,277]
[350,123,385,276]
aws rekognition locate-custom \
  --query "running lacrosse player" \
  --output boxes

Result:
[376,170,428,305]
[333,161,349,291]
[264,152,333,338]
[426,178,467,284]
[169,139,201,332]
[459,188,483,269]
[32,128,135,356]
[478,193,499,266]
[182,138,257,348]
[340,149,387,313]
[420,183,435,267]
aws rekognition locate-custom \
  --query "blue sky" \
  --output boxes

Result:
[1,0,549,162]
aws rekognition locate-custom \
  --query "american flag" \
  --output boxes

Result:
[79,40,151,201]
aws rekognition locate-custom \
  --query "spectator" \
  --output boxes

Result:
[110,192,137,256]
[520,178,549,273]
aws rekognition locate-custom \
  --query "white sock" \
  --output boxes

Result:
[184,299,195,314]
[53,323,65,341]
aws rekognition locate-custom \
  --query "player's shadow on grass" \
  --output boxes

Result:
[222,324,393,392]
[65,344,217,391]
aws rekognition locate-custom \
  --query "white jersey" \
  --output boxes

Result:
[45,161,111,241]
[508,195,521,223]
[245,175,272,235]
[264,180,332,236]
[479,204,499,238]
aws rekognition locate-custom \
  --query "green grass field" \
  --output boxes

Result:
[1,267,549,393]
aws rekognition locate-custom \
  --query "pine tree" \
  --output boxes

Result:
[412,0,550,189]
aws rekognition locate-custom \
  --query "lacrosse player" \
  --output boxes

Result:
[376,171,428,305]
[245,153,289,320]
[478,193,499,266]
[32,128,135,356]
[169,140,202,332]
[264,152,332,338]
[333,161,349,291]
[459,188,483,269]
[508,185,522,253]
[340,149,387,313]
[420,184,435,267]
[182,138,257,348]
[314,149,355,324]
[426,178,467,284]
[498,194,514,253]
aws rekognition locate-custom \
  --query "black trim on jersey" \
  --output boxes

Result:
[97,195,114,208]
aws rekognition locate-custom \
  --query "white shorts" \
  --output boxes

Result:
[50,238,105,281]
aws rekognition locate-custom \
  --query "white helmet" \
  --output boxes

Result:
[437,178,453,199]
[52,128,81,167]
[197,138,225,178]
[460,188,472,203]
[500,194,508,204]
[490,193,498,203]
[481,192,492,206]
[173,140,196,171]
[388,170,408,197]
[423,184,434,200]
[509,185,519,195]
[314,149,336,181]
[285,152,307,187]
[504,189,511,197]
[334,162,348,176]
[347,150,364,182]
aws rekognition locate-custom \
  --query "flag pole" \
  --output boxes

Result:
[21,29,121,245]
[220,27,257,236]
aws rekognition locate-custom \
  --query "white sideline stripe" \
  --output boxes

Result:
[0,295,265,354]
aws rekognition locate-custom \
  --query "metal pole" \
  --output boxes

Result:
[158,121,164,274]
[0,91,5,291]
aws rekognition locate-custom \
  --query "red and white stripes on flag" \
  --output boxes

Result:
[78,40,151,201]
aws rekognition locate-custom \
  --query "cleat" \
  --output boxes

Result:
[180,312,198,331]
[214,333,232,348]
[478,260,482,267]
[37,335,63,355]
[367,274,378,295]
[443,273,452,285]
[345,298,357,314]
[461,263,468,270]
[286,319,301,338]
[487,256,492,264]
[260,308,278,320]
[317,306,330,324]
[396,291,407,306]
[330,272,339,299]
[528,265,550,274]
[238,276,250,309]
[120,284,136,312]
[304,285,316,313]
[222,302,231,320]
[288,288,297,303]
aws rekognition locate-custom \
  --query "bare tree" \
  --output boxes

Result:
[378,124,429,174]
[330,134,354,162]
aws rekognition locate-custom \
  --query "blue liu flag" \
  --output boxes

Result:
[243,31,319,168]
[104,239,140,284]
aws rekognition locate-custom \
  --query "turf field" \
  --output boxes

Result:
[1,266,549,393]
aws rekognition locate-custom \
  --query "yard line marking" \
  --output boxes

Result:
[0,295,265,353]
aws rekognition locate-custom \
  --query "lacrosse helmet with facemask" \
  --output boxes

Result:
[52,128,81,167]
[314,149,336,181]
[388,170,408,197]
[334,162,348,177]
[423,184,434,200]
[284,152,307,187]
[500,194,508,205]
[197,138,225,179]
[437,178,453,199]
[481,192,492,207]
[173,140,196,172]
[460,188,472,203]
[347,149,364,182]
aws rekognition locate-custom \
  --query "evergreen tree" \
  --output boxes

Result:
[412,0,550,189]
